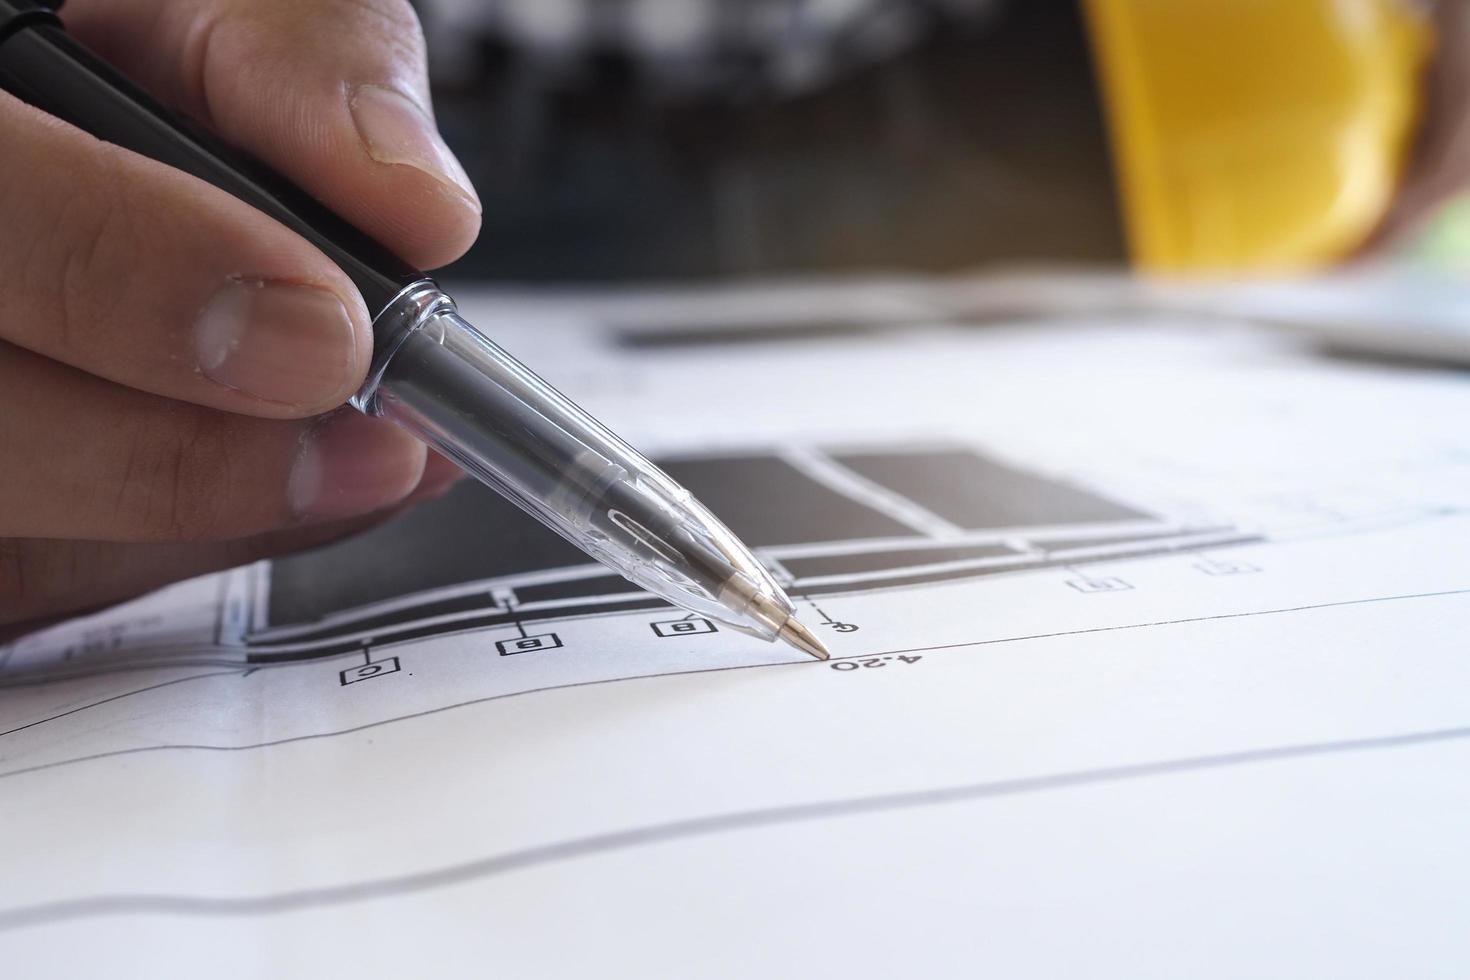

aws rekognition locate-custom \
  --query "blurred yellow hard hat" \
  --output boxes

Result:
[1083,0,1432,273]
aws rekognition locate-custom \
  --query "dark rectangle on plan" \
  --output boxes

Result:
[780,543,1015,579]
[266,452,912,629]
[266,480,589,626]
[832,449,1148,530]
[263,445,1154,635]
[658,455,915,545]
[514,575,644,605]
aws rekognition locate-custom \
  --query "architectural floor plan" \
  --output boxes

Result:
[4,286,1470,978]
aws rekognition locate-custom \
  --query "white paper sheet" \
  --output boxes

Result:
[4,284,1470,978]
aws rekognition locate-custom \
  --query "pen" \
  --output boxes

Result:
[0,0,829,660]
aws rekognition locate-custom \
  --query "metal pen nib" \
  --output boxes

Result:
[777,616,831,661]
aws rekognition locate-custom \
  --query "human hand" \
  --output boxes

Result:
[0,0,480,639]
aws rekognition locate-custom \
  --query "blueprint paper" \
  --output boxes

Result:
[4,286,1470,978]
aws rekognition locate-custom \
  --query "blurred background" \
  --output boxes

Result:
[410,0,1470,285]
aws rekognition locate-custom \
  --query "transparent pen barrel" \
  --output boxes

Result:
[367,308,794,640]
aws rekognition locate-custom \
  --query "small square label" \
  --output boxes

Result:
[496,633,563,656]
[652,618,718,638]
[340,658,400,686]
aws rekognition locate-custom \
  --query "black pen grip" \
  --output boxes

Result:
[0,0,420,315]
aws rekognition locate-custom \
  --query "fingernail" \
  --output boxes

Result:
[196,280,363,410]
[350,84,481,214]
[288,412,425,521]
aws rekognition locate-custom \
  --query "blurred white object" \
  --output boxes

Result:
[1194,270,1470,366]
[422,0,1000,97]
[926,266,1470,368]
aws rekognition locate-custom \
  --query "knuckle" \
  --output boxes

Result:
[228,0,429,97]
[45,155,139,361]
[179,9,229,127]
[332,0,421,33]
[324,0,426,62]
[260,0,423,45]
[121,410,238,541]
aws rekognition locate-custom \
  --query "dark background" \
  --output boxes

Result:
[419,1,1125,282]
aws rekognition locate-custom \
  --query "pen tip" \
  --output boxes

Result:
[778,616,831,661]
